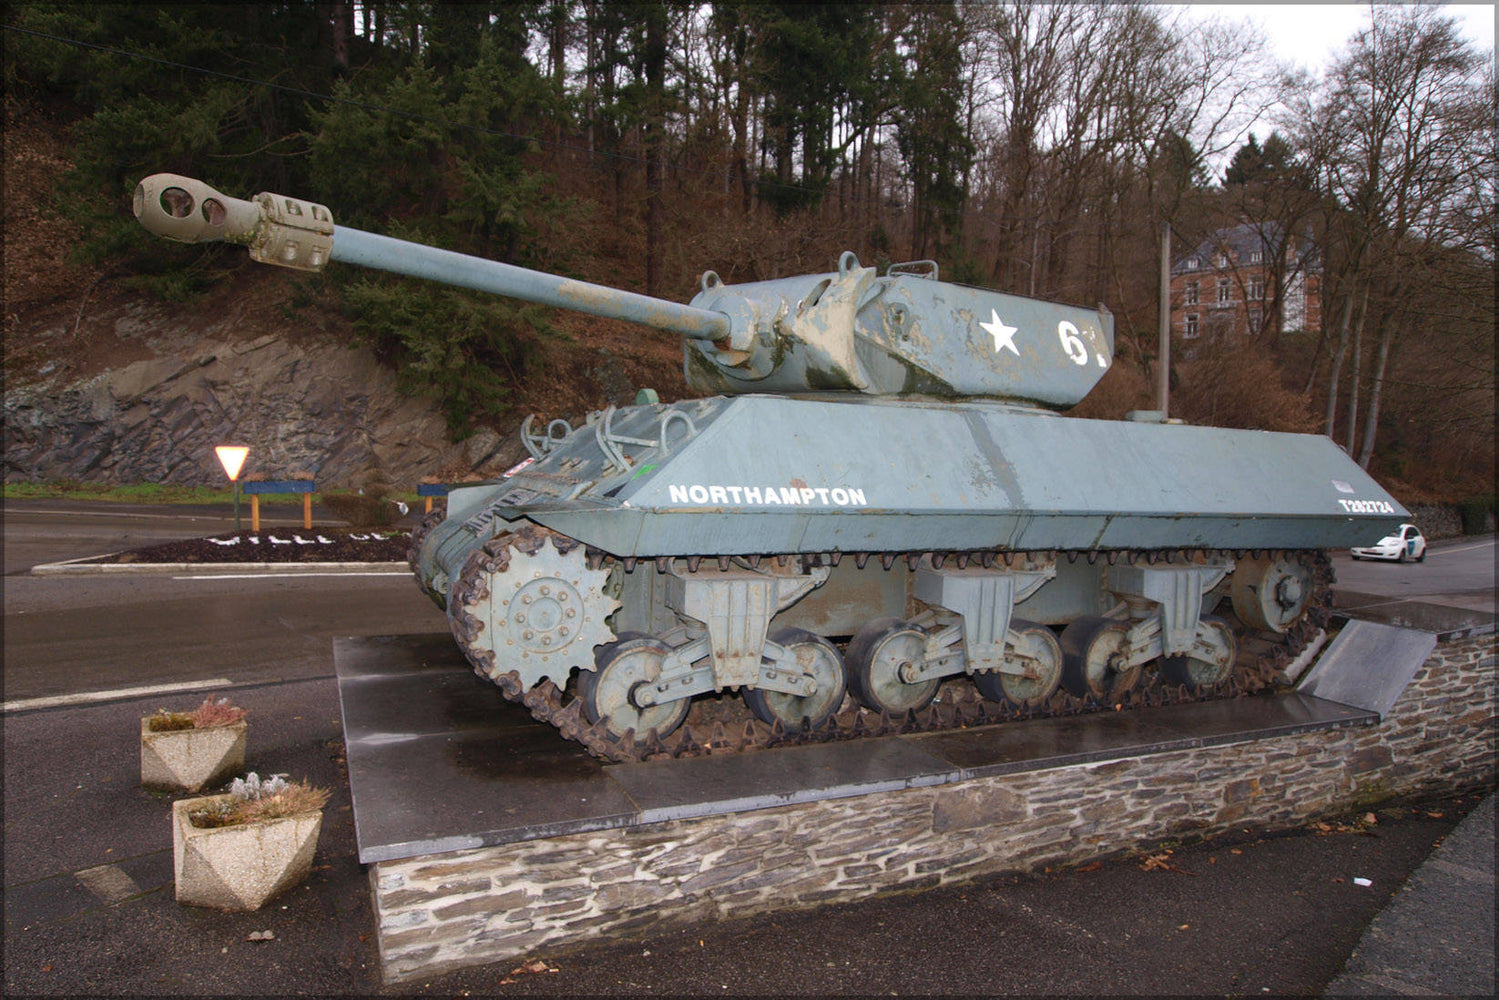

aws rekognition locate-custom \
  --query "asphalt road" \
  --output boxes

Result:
[2,501,447,703]
[4,499,1492,707]
[1329,535,1496,614]
[2,502,1492,995]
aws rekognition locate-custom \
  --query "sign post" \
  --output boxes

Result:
[214,446,250,532]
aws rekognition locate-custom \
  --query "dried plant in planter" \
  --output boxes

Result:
[141,697,249,792]
[147,696,248,732]
[188,772,331,829]
[173,771,330,910]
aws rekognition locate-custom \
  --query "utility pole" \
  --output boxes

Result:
[1158,221,1171,418]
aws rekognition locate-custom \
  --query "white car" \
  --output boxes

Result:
[1351,523,1427,562]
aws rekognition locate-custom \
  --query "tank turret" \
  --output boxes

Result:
[135,173,1111,407]
[134,173,1406,765]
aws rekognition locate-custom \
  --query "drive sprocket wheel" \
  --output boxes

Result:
[448,525,619,691]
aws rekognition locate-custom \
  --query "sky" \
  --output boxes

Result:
[1179,3,1496,72]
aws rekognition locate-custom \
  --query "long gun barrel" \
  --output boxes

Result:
[133,173,730,342]
[134,173,1116,406]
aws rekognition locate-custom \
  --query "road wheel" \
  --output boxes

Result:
[744,628,846,729]
[1160,616,1237,690]
[1060,616,1140,703]
[844,618,938,714]
[972,619,1063,709]
[578,634,689,741]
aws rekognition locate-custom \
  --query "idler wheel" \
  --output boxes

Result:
[577,634,689,741]
[973,619,1063,709]
[844,617,938,715]
[1060,616,1141,703]
[1231,555,1314,633]
[744,627,847,729]
[1160,615,1237,690]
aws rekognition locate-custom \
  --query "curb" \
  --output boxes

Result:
[31,557,408,576]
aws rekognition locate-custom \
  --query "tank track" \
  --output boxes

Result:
[444,528,1336,764]
[406,509,447,608]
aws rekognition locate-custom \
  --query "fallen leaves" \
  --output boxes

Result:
[1311,815,1378,836]
[1139,850,1196,876]
[496,959,559,985]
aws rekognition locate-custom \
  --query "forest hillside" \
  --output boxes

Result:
[3,3,1493,502]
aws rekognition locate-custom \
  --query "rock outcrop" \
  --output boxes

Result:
[4,300,511,489]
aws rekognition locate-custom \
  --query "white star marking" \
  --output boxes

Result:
[980,309,1020,355]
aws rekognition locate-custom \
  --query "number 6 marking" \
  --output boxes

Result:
[1057,321,1089,366]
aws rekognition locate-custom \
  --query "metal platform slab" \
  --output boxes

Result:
[335,634,1378,865]
[1333,591,1496,641]
[1301,620,1438,718]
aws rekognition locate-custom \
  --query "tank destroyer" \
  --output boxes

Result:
[135,173,1406,762]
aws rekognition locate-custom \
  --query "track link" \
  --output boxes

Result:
[446,539,1336,764]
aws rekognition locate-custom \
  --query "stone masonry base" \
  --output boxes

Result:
[371,633,1494,983]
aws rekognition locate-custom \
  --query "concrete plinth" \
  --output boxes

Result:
[335,620,1495,983]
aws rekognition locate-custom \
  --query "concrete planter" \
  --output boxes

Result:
[140,718,247,793]
[172,795,324,911]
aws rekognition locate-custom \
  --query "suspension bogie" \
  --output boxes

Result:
[439,524,1332,760]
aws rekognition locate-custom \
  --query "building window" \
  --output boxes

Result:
[1215,253,1228,268]
[1249,306,1263,332]
[1249,250,1263,264]
[1184,280,1199,305]
[1217,279,1231,304]
[1185,314,1199,338]
[1186,257,1200,270]
[1249,277,1265,300]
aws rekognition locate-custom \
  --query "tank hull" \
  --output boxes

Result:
[421,395,1403,584]
[409,395,1402,761]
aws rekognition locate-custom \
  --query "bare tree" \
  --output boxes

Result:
[1300,4,1489,464]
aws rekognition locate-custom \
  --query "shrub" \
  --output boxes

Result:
[1172,344,1317,433]
[1457,494,1497,535]
[188,772,331,829]
[191,696,247,728]
[147,696,246,732]
[321,492,395,528]
[338,276,545,437]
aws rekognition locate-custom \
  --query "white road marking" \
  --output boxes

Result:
[3,678,234,713]
[1428,540,1497,556]
[172,572,409,580]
